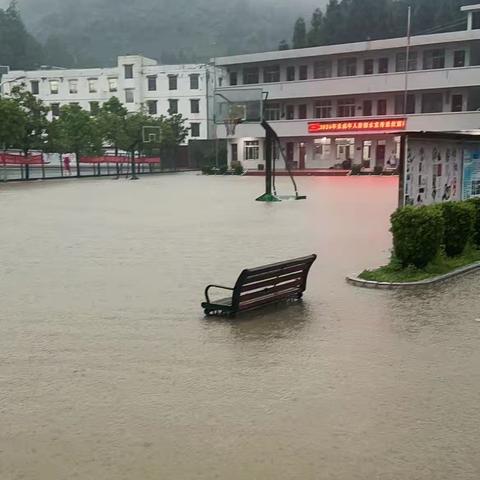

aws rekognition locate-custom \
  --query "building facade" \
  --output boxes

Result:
[1,55,214,143]
[214,4,480,171]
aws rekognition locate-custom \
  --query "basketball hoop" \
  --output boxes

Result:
[224,117,242,137]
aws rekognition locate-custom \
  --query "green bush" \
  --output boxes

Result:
[351,164,362,175]
[373,165,383,175]
[233,164,244,175]
[438,201,475,257]
[391,205,444,268]
[467,197,480,247]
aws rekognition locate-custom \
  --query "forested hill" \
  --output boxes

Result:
[0,0,322,69]
[285,0,480,50]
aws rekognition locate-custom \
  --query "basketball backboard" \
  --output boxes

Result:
[214,88,264,125]
[142,125,162,144]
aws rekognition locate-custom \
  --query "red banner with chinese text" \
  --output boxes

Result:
[308,118,407,134]
[0,153,44,165]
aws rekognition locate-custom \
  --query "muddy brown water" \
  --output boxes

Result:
[1,174,480,480]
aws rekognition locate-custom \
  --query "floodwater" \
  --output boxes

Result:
[1,173,480,480]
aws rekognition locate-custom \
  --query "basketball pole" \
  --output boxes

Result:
[256,120,281,202]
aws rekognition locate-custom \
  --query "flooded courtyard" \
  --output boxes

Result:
[1,173,480,480]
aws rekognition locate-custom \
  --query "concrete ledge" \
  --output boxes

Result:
[346,261,480,289]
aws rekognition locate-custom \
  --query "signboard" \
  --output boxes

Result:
[462,144,480,199]
[308,118,406,134]
[403,139,462,206]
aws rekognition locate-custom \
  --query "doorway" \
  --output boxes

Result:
[299,143,306,170]
[375,142,386,167]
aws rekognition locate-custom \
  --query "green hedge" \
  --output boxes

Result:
[391,199,480,268]
[391,205,444,268]
[438,201,475,257]
[467,197,480,247]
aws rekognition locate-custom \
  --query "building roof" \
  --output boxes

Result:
[213,29,480,66]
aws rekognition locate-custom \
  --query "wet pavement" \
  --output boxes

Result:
[1,173,480,479]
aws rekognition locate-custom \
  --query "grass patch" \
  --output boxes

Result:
[359,247,480,283]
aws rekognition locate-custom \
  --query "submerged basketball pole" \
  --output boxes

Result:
[256,120,281,202]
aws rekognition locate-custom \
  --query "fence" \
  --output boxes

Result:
[0,152,182,181]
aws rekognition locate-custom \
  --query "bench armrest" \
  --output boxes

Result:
[205,284,234,303]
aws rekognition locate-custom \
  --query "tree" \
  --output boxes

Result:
[159,114,189,170]
[10,85,49,155]
[278,39,290,51]
[0,1,44,69]
[56,104,102,176]
[0,96,25,152]
[292,17,307,49]
[307,8,324,47]
[97,97,128,155]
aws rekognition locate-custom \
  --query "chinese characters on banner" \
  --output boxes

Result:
[308,118,407,134]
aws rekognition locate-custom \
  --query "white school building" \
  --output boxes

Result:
[1,55,215,143]
[214,4,480,172]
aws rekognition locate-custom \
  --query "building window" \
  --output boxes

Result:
[68,79,78,94]
[88,79,97,93]
[49,80,59,94]
[363,59,374,75]
[314,60,332,78]
[423,49,445,69]
[299,65,308,80]
[314,138,331,160]
[337,98,356,117]
[286,104,295,120]
[422,92,443,113]
[50,103,60,117]
[338,58,357,77]
[147,100,157,115]
[30,80,39,95]
[286,66,295,81]
[168,75,178,90]
[315,99,332,118]
[244,67,259,84]
[394,94,416,114]
[231,143,238,162]
[263,65,280,83]
[190,99,200,114]
[147,75,157,91]
[377,99,387,115]
[168,99,178,114]
[264,102,281,121]
[190,74,200,89]
[108,78,118,92]
[395,52,418,72]
[125,89,134,103]
[229,71,238,86]
[363,100,372,116]
[124,64,134,79]
[245,140,260,160]
[89,101,100,115]
[298,104,307,119]
[362,140,372,165]
[451,94,463,112]
[378,57,389,74]
[454,50,466,68]
[190,122,200,137]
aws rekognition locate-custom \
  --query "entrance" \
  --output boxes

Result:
[299,143,306,170]
[375,142,386,167]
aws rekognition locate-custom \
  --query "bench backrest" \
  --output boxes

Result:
[232,254,317,312]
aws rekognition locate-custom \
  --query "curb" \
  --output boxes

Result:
[346,261,480,289]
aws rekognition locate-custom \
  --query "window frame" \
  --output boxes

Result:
[337,98,356,118]
[190,98,200,114]
[314,99,332,118]
[168,98,178,114]
[147,100,158,115]
[244,140,260,161]
[243,67,260,84]
[190,74,200,90]
[338,57,357,77]
[190,122,200,137]
[147,75,157,91]
[263,65,280,83]
[124,64,134,79]
[125,88,135,103]
[168,74,178,91]
[49,80,59,95]
[30,80,39,95]
[314,59,332,79]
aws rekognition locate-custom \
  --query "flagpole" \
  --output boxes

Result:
[403,5,412,115]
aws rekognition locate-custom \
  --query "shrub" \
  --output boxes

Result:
[438,201,475,257]
[351,164,362,175]
[218,166,228,175]
[467,197,480,247]
[233,164,244,175]
[373,165,383,175]
[391,205,444,268]
[201,166,213,175]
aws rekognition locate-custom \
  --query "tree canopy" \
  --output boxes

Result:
[288,0,479,50]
